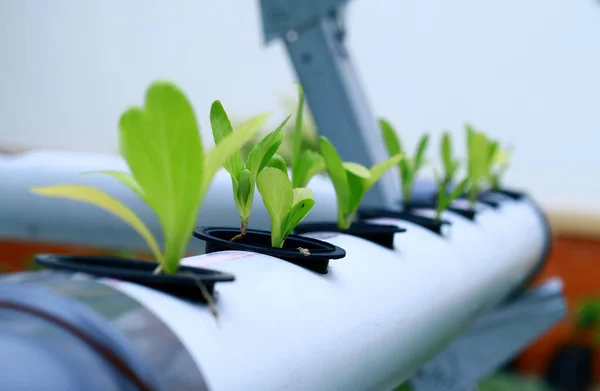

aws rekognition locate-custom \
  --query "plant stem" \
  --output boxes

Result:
[468,184,478,209]
[153,267,219,322]
[337,212,351,230]
[435,204,442,223]
[180,271,219,324]
[346,211,358,229]
[271,227,284,248]
[490,174,500,191]
[442,177,451,191]
[231,219,248,242]
[402,182,411,204]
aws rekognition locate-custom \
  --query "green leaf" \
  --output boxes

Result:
[206,112,270,191]
[399,158,413,202]
[365,153,403,191]
[469,132,489,181]
[576,299,600,329]
[441,132,452,177]
[292,83,305,167]
[246,116,290,178]
[434,170,445,194]
[489,145,511,190]
[344,171,365,226]
[343,162,371,179]
[380,118,403,155]
[292,150,325,188]
[449,160,460,180]
[414,133,430,170]
[82,170,146,201]
[31,185,164,266]
[341,154,403,227]
[449,177,469,203]
[292,187,314,207]
[229,174,243,217]
[210,100,245,179]
[490,173,501,190]
[487,140,499,175]
[268,153,288,173]
[118,81,204,274]
[466,123,476,144]
[256,167,294,247]
[434,170,447,219]
[466,128,489,206]
[319,136,350,225]
[281,187,315,240]
[236,169,253,219]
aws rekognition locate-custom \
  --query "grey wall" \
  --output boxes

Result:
[1,0,599,213]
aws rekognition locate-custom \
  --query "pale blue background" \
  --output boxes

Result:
[1,0,598,213]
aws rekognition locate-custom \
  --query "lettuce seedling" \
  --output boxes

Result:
[466,124,490,208]
[256,166,315,248]
[434,170,469,222]
[380,119,429,205]
[31,81,266,275]
[488,143,512,191]
[320,136,404,229]
[441,131,461,188]
[268,153,288,172]
[291,83,325,188]
[211,101,290,240]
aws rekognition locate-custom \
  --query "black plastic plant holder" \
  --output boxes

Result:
[358,208,450,235]
[401,199,437,210]
[459,187,527,207]
[293,221,406,250]
[193,227,346,274]
[545,344,593,391]
[457,192,501,209]
[488,187,527,200]
[401,200,477,221]
[475,194,502,209]
[447,206,477,220]
[34,254,234,303]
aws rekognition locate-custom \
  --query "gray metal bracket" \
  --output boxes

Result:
[409,278,567,390]
[259,0,399,208]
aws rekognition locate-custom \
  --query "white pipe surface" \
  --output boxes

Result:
[101,197,546,391]
[367,196,546,315]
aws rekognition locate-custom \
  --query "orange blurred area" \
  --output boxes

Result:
[0,239,153,273]
[518,233,600,381]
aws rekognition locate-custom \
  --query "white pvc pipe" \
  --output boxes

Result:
[100,197,545,391]
[367,197,546,315]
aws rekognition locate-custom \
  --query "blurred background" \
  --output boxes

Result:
[1,0,599,389]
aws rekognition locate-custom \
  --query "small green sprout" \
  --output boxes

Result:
[268,153,288,172]
[488,143,512,191]
[380,119,429,205]
[576,298,600,330]
[256,166,315,248]
[320,136,404,229]
[238,87,320,167]
[31,81,266,274]
[466,124,490,208]
[440,131,461,188]
[291,83,325,188]
[211,101,290,240]
[434,170,469,222]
